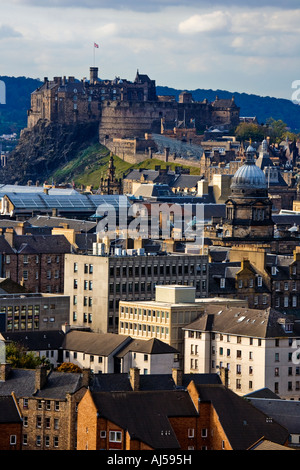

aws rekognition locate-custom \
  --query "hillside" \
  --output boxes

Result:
[51,142,201,189]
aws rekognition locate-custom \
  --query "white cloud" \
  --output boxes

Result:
[178,11,230,34]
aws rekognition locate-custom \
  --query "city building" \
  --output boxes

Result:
[0,364,89,450]
[0,293,70,332]
[116,338,179,375]
[0,394,22,450]
[76,375,289,450]
[183,304,300,399]
[119,285,247,365]
[64,252,209,334]
[62,330,131,374]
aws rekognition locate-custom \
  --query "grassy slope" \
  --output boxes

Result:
[51,142,201,189]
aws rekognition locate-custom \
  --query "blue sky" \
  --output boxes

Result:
[1,0,299,100]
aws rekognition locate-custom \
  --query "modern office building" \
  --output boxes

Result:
[119,285,247,365]
[0,293,70,332]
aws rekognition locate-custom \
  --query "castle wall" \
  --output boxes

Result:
[99,100,178,141]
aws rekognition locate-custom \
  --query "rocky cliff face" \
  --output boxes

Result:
[0,119,99,185]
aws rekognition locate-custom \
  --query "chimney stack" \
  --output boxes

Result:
[81,368,91,388]
[172,368,183,387]
[4,228,15,248]
[129,367,140,391]
[220,367,229,388]
[35,365,48,391]
[0,363,11,382]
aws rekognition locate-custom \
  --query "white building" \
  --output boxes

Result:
[183,305,300,399]
[116,337,179,375]
[62,329,180,375]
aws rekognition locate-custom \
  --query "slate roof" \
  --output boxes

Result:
[91,390,198,449]
[0,368,84,400]
[170,174,203,189]
[184,305,300,338]
[244,388,281,400]
[62,330,131,356]
[0,278,28,294]
[91,371,222,392]
[2,330,65,351]
[195,384,289,449]
[116,338,179,358]
[28,215,97,233]
[12,234,72,254]
[0,395,22,423]
[245,398,300,435]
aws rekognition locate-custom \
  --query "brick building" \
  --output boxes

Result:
[0,229,72,293]
[76,371,289,450]
[0,394,22,450]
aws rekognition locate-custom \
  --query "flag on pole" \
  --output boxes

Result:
[94,42,99,48]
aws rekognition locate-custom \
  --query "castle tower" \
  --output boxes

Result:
[90,67,99,84]
[222,144,274,241]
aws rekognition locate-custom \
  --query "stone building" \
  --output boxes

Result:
[183,304,300,400]
[26,67,240,160]
[0,364,89,450]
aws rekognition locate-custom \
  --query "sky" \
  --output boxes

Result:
[0,0,300,100]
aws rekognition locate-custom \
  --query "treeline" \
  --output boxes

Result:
[0,76,42,135]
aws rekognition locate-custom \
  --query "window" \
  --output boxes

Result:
[100,431,106,438]
[10,435,17,445]
[201,429,208,438]
[257,276,262,287]
[188,428,195,438]
[109,431,122,443]
[220,278,225,288]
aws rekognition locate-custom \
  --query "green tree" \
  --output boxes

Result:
[265,118,288,143]
[6,342,50,369]
[235,122,266,142]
